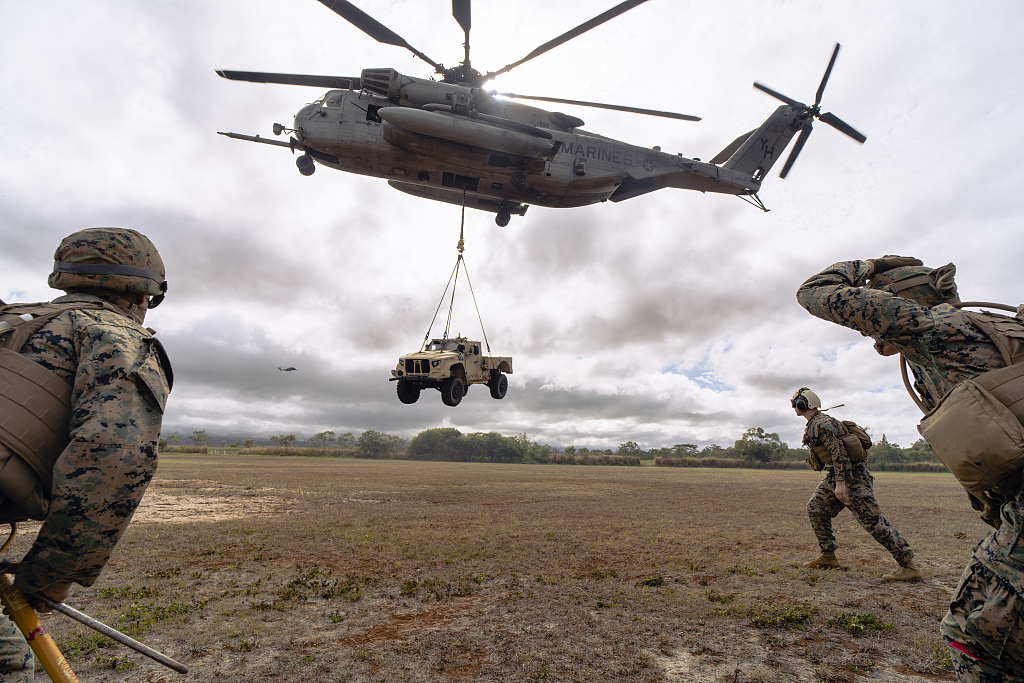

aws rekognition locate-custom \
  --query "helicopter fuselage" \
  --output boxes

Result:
[282,72,775,216]
[218,3,862,223]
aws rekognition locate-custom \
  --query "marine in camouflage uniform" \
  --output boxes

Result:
[794,389,918,579]
[797,257,1024,682]
[0,228,171,681]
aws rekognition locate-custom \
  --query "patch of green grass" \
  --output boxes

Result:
[727,564,756,576]
[638,575,664,587]
[279,568,362,601]
[117,598,208,636]
[95,655,136,673]
[930,638,954,672]
[251,599,289,612]
[716,601,817,628]
[704,591,735,604]
[97,585,157,600]
[55,631,114,660]
[148,567,182,579]
[826,612,896,635]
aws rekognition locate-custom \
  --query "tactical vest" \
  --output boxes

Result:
[807,419,871,472]
[0,300,158,521]
[910,303,1024,495]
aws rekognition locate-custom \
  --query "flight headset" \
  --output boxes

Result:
[791,388,842,413]
[791,387,813,412]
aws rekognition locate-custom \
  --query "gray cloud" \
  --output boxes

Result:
[3,0,1024,452]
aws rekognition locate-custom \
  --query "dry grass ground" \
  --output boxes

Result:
[12,455,989,682]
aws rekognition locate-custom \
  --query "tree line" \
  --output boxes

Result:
[160,425,942,469]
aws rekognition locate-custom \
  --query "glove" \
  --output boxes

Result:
[867,255,923,275]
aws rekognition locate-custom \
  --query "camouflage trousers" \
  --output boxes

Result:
[806,464,914,565]
[941,481,1024,683]
[0,615,32,682]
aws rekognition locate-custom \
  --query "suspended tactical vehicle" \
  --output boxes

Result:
[392,337,512,407]
[389,218,510,407]
[217,1,866,224]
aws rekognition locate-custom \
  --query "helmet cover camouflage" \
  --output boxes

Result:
[867,263,958,308]
[48,228,166,304]
[791,387,821,411]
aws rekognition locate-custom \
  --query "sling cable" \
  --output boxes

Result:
[420,188,492,355]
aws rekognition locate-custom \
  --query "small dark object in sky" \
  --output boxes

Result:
[278,366,297,371]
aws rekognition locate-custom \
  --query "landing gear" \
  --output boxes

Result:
[440,377,464,406]
[296,154,315,176]
[489,372,508,400]
[396,380,420,404]
[495,209,511,227]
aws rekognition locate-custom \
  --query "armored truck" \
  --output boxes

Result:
[390,337,512,406]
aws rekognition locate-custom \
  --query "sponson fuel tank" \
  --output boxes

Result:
[377,107,555,158]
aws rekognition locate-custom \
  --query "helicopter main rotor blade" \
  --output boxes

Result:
[453,0,471,33]
[486,0,650,80]
[453,0,471,67]
[819,111,867,143]
[216,70,361,90]
[317,0,440,70]
[814,43,841,107]
[752,82,808,111]
[493,92,700,121]
[779,123,812,179]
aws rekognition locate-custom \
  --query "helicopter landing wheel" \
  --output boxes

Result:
[495,209,511,227]
[296,154,315,176]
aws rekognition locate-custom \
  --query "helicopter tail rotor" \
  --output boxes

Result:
[753,43,866,178]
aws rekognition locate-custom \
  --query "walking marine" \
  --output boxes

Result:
[798,256,1024,683]
[792,387,920,581]
[0,228,172,682]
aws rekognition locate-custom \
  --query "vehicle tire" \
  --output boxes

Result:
[396,380,420,405]
[297,154,315,176]
[495,210,511,227]
[489,372,508,400]
[440,377,464,406]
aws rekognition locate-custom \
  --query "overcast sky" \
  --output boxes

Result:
[3,0,1023,450]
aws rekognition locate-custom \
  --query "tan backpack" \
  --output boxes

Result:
[806,418,871,471]
[0,301,117,520]
[905,302,1024,495]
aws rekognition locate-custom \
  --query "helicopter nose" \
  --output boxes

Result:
[294,103,319,134]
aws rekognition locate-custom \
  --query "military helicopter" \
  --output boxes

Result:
[217,0,866,225]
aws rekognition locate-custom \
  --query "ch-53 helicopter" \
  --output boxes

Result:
[217,0,866,225]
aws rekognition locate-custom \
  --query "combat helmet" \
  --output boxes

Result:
[867,263,959,308]
[48,228,167,307]
[791,387,821,412]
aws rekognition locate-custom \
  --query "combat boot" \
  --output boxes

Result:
[802,551,840,569]
[882,560,922,582]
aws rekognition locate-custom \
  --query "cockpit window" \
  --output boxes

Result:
[324,90,345,108]
[426,341,443,351]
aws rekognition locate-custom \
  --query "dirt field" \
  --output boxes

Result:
[13,455,990,682]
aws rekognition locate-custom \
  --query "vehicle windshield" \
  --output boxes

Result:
[425,340,462,351]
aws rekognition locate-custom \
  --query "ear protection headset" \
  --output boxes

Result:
[791,387,811,412]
